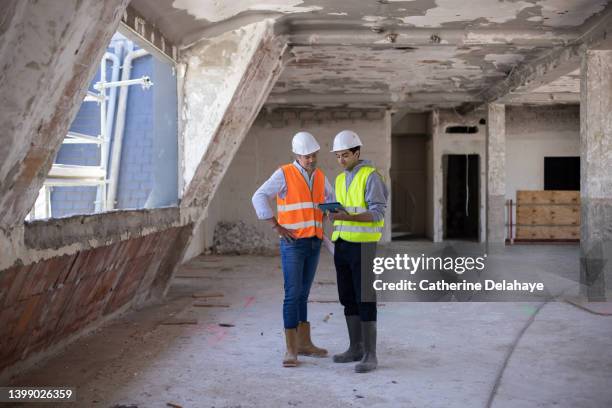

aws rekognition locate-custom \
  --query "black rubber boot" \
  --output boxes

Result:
[355,321,377,373]
[333,315,363,363]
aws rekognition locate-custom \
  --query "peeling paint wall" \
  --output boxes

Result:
[179,20,278,195]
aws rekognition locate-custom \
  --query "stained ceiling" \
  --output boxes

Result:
[129,0,611,111]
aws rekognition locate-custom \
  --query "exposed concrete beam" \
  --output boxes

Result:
[285,26,577,47]
[501,92,580,105]
[460,4,612,113]
[267,92,479,107]
[178,21,288,212]
[0,0,129,229]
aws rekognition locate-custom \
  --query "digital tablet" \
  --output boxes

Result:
[318,202,345,213]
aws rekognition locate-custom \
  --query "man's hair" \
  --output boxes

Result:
[349,146,361,154]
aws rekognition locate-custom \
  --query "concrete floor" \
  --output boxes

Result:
[5,244,612,408]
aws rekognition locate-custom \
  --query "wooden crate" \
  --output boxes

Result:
[515,190,580,241]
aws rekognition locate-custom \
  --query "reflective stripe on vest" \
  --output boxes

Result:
[333,225,383,233]
[277,164,325,239]
[344,206,367,214]
[280,220,323,230]
[331,165,384,243]
[277,202,316,212]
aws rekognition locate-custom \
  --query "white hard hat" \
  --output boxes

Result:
[292,131,320,155]
[331,130,362,152]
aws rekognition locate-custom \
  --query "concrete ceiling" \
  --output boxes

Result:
[130,0,611,111]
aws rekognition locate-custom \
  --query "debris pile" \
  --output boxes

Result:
[213,221,276,255]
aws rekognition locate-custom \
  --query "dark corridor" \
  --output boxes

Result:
[445,154,479,240]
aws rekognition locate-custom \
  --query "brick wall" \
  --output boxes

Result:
[0,225,191,372]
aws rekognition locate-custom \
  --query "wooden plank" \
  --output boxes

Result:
[516,205,580,226]
[516,190,579,205]
[515,225,579,240]
[551,191,580,204]
[517,190,553,204]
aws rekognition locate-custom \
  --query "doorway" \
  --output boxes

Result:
[444,154,480,240]
[391,134,427,240]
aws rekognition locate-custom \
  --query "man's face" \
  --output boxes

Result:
[296,152,318,171]
[335,149,359,170]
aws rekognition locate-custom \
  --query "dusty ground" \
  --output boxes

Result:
[4,244,612,408]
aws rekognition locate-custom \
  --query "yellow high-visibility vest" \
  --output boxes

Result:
[332,165,384,242]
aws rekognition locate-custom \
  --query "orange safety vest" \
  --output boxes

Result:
[276,164,325,239]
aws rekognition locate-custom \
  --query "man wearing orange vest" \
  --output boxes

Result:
[252,131,333,367]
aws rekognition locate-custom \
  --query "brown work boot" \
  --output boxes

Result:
[283,328,298,367]
[297,321,328,357]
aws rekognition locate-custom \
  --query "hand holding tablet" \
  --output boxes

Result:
[318,202,347,213]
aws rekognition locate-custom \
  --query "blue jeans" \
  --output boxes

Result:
[280,237,322,329]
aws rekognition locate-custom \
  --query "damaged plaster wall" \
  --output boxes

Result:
[178,19,282,198]
[188,108,392,255]
[176,18,288,261]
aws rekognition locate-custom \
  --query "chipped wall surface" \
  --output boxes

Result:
[179,21,273,192]
[0,0,129,229]
[1,207,186,274]
[187,108,392,255]
[178,20,287,209]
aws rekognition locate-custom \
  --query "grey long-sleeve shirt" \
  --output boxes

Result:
[336,159,388,222]
[251,161,334,220]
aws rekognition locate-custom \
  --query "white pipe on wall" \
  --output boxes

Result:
[106,47,149,210]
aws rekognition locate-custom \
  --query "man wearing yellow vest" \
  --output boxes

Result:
[328,130,388,373]
[252,131,333,367]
